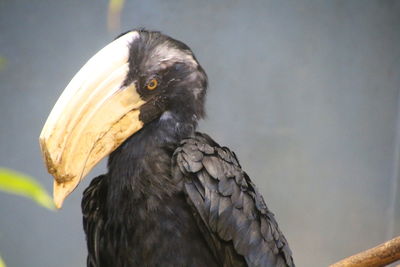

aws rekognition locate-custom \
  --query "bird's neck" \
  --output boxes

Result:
[106,112,195,207]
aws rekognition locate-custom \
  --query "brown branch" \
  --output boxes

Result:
[330,236,400,267]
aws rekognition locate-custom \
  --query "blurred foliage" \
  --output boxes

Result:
[0,168,55,210]
[0,3,123,266]
[0,4,124,267]
[0,57,6,71]
[108,0,125,32]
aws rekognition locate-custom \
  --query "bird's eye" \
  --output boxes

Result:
[146,78,159,90]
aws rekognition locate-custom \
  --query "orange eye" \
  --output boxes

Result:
[146,78,158,90]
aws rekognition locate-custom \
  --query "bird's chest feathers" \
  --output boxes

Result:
[96,179,199,266]
[89,118,201,264]
[107,118,184,200]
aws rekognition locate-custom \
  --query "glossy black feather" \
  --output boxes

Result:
[82,123,220,267]
[173,132,295,267]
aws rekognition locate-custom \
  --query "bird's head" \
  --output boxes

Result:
[39,30,208,208]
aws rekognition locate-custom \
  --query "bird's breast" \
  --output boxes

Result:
[83,178,218,267]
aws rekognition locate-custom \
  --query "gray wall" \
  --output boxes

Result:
[1,1,400,266]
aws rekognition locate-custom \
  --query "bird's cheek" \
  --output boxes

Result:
[139,95,169,124]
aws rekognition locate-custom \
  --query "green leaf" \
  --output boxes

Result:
[109,0,124,12]
[0,168,55,210]
[107,0,125,32]
[0,255,6,267]
[0,57,6,71]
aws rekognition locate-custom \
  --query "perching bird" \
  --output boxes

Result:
[39,29,294,267]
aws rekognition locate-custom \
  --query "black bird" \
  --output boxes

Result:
[40,29,294,267]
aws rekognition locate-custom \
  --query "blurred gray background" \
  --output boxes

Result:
[1,0,400,266]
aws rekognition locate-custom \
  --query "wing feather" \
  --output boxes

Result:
[173,132,295,267]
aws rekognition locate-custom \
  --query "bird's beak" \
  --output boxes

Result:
[39,32,145,209]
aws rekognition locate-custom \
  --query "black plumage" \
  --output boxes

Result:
[81,29,294,267]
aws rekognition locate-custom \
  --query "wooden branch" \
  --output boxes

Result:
[330,236,400,267]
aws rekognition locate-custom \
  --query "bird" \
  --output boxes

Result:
[39,29,295,267]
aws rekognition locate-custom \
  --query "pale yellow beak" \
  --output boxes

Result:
[39,31,146,208]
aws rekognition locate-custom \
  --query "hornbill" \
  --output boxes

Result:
[39,29,294,267]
